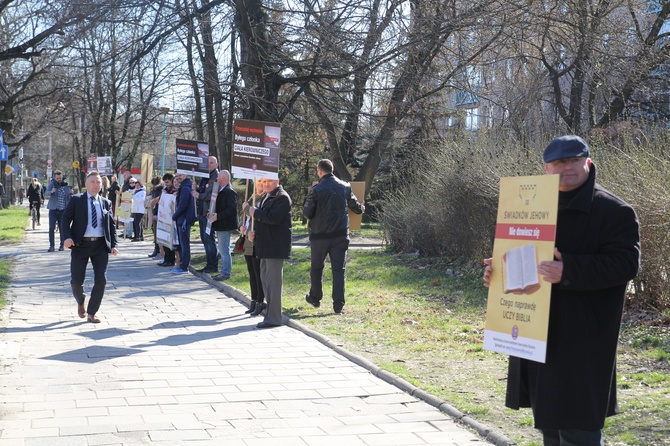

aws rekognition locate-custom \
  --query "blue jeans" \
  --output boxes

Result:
[541,429,604,446]
[198,215,218,270]
[178,223,192,270]
[48,209,64,249]
[216,231,232,278]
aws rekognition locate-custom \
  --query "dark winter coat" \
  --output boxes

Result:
[505,163,641,430]
[303,173,363,240]
[107,181,120,202]
[172,178,196,226]
[253,185,292,259]
[211,183,238,232]
[27,183,44,204]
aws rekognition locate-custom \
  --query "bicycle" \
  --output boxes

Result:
[30,201,39,230]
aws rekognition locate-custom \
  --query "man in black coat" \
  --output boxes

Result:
[208,170,238,281]
[62,171,119,323]
[484,135,640,446]
[243,178,292,329]
[303,159,363,314]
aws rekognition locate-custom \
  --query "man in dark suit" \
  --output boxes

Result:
[62,171,119,323]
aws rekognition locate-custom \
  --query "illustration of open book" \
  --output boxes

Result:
[502,243,540,294]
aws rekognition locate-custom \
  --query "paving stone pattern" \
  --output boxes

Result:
[0,222,488,445]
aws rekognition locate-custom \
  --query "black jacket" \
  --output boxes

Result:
[303,173,362,240]
[211,183,238,232]
[505,163,640,430]
[254,185,292,259]
[62,192,118,253]
[107,182,120,201]
[27,183,44,203]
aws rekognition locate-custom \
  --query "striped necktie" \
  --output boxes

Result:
[90,196,98,228]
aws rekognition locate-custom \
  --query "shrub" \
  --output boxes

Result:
[382,127,670,310]
[381,131,541,258]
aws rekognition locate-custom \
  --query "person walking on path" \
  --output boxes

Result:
[208,169,238,281]
[193,156,219,273]
[303,159,364,314]
[172,172,196,274]
[483,135,640,446]
[62,171,119,324]
[243,177,292,329]
[45,169,73,252]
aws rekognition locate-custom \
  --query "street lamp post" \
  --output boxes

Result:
[160,107,170,177]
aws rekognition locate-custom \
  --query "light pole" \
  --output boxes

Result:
[160,107,170,176]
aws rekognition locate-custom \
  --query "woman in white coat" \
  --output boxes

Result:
[130,179,146,241]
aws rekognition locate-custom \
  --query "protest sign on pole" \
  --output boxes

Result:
[116,191,134,238]
[175,139,209,178]
[156,193,178,248]
[231,119,281,180]
[97,156,113,176]
[87,155,98,172]
[348,182,366,230]
[141,154,153,185]
[483,174,559,363]
[205,186,218,236]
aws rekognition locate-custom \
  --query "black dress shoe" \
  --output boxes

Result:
[148,252,159,258]
[157,261,175,267]
[305,294,321,308]
[245,301,257,314]
[256,321,280,329]
[250,302,266,316]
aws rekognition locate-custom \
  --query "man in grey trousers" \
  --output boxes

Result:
[243,177,292,328]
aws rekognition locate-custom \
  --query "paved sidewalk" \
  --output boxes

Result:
[0,223,493,445]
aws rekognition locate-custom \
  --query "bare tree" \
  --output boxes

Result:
[63,6,173,179]
[513,0,670,134]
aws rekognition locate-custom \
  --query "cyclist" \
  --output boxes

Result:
[27,178,45,226]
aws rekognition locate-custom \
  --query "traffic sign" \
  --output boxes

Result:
[33,171,39,178]
[5,165,14,174]
[0,144,7,161]
[72,160,80,169]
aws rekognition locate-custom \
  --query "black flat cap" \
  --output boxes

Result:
[543,135,590,163]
